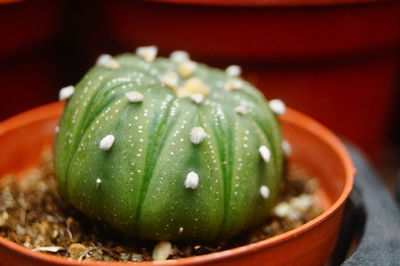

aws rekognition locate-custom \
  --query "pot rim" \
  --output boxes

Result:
[0,101,355,265]
[139,0,388,7]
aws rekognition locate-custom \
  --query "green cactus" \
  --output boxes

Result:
[54,47,284,242]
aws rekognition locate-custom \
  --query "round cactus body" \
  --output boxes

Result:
[55,49,284,242]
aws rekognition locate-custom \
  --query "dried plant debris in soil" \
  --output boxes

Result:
[0,154,322,262]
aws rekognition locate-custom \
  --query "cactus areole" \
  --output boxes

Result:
[54,49,285,242]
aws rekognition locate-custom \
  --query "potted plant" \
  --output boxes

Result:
[0,48,354,265]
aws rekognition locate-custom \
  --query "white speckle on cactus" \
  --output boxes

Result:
[178,61,197,78]
[269,99,286,115]
[224,79,243,91]
[125,91,144,103]
[161,71,179,89]
[96,54,120,69]
[190,93,204,104]
[152,240,172,261]
[226,65,242,76]
[55,126,59,133]
[282,139,292,156]
[235,105,247,115]
[59,85,74,101]
[259,145,271,163]
[136,45,158,62]
[184,171,199,189]
[190,127,207,144]
[179,227,184,233]
[99,134,115,150]
[260,185,270,199]
[170,50,190,62]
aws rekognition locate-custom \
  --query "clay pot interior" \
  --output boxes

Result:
[0,102,354,265]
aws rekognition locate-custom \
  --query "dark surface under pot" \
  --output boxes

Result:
[331,144,400,265]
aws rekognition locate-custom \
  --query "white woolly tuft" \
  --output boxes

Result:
[136,45,158,62]
[178,61,197,77]
[184,171,199,189]
[259,145,271,163]
[96,178,102,189]
[170,50,190,63]
[190,93,204,104]
[282,139,292,156]
[59,85,74,101]
[235,105,247,115]
[269,99,286,115]
[96,54,120,69]
[99,134,115,150]
[125,91,144,103]
[161,71,179,89]
[226,65,241,76]
[190,127,207,144]
[224,79,243,91]
[177,77,210,98]
[260,185,270,199]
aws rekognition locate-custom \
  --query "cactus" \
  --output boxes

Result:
[54,47,285,242]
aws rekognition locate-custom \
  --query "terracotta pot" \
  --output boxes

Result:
[102,0,400,158]
[0,102,354,265]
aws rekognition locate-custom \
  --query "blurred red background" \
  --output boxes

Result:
[1,0,400,184]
